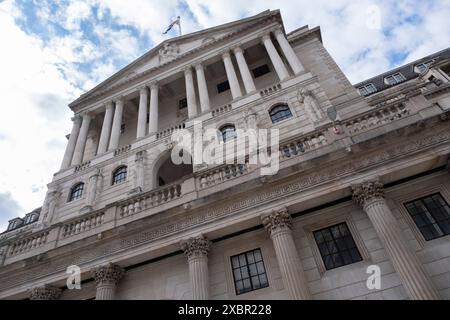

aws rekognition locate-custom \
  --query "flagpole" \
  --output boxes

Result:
[178,16,182,36]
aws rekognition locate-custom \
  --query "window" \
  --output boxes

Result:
[7,218,23,231]
[112,166,127,185]
[231,249,269,295]
[24,213,38,225]
[313,223,363,270]
[252,64,270,78]
[415,60,433,73]
[120,123,126,134]
[219,124,236,142]
[68,183,84,202]
[404,193,450,241]
[217,80,230,93]
[269,104,293,123]
[358,83,377,96]
[178,98,187,110]
[385,72,406,85]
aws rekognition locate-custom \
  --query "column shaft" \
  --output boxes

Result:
[274,29,305,74]
[108,99,124,150]
[195,64,211,113]
[60,116,82,170]
[184,68,198,119]
[71,113,92,166]
[233,47,256,94]
[262,33,290,81]
[97,102,114,154]
[148,83,159,134]
[136,87,148,139]
[222,52,242,99]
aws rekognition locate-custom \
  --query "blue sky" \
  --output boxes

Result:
[0,0,449,231]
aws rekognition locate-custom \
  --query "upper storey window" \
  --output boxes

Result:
[415,60,433,73]
[112,166,127,185]
[178,98,187,110]
[252,64,270,78]
[68,183,84,202]
[7,218,23,231]
[220,124,236,143]
[358,83,377,96]
[385,72,406,85]
[269,104,293,123]
[217,80,230,93]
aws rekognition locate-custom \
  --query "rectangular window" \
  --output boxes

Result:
[404,193,450,241]
[231,248,269,295]
[415,60,433,73]
[217,80,230,93]
[358,83,377,96]
[178,98,187,110]
[252,64,270,78]
[385,72,406,85]
[313,223,363,270]
[120,123,126,134]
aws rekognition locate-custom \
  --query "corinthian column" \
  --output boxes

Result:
[262,208,311,300]
[352,180,440,300]
[184,67,198,119]
[97,102,114,155]
[108,98,124,151]
[60,115,82,170]
[233,46,256,94]
[71,112,92,166]
[148,82,159,134]
[261,32,289,81]
[195,63,211,113]
[92,263,124,300]
[222,51,242,99]
[30,285,62,300]
[274,28,305,75]
[181,236,211,300]
[136,87,148,139]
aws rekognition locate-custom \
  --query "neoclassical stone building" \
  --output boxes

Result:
[1,10,450,300]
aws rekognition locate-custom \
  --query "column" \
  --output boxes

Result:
[136,87,148,139]
[44,190,60,225]
[60,115,82,170]
[30,285,62,300]
[148,83,159,134]
[91,263,124,300]
[181,235,211,300]
[195,63,211,113]
[184,67,198,119]
[233,46,256,94]
[97,102,114,154]
[108,98,124,151]
[86,169,101,207]
[261,32,290,81]
[222,51,242,99]
[262,208,311,300]
[352,180,440,300]
[71,112,92,166]
[133,150,146,192]
[274,28,305,75]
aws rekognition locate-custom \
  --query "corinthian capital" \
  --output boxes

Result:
[30,285,62,300]
[352,179,384,207]
[181,235,211,260]
[91,263,124,286]
[262,207,292,236]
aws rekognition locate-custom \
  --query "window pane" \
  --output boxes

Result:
[230,249,268,295]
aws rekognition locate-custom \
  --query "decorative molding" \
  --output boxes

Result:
[29,285,62,300]
[91,263,124,286]
[180,236,211,260]
[261,207,292,235]
[352,179,384,207]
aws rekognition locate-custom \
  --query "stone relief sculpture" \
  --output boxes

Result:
[159,42,180,64]
[298,88,325,123]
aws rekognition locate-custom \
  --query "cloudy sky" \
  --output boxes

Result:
[0,0,449,231]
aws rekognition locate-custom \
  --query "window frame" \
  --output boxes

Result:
[68,182,84,202]
[252,64,271,78]
[358,83,377,96]
[216,80,230,94]
[414,60,433,74]
[385,72,406,85]
[112,166,128,185]
[230,248,269,295]
[269,103,293,124]
[219,124,236,143]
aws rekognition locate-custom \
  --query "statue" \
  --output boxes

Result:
[298,88,325,123]
[159,42,180,64]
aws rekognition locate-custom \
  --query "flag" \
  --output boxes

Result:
[163,16,180,34]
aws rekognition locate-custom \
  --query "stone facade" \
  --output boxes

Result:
[1,10,450,300]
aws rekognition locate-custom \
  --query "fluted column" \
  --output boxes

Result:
[195,63,211,113]
[181,236,211,300]
[262,208,311,300]
[71,112,92,166]
[261,32,289,81]
[222,51,242,99]
[233,46,256,94]
[136,87,148,139]
[352,180,440,300]
[274,28,305,75]
[97,102,114,154]
[184,67,198,119]
[60,115,82,170]
[92,263,124,300]
[30,285,62,300]
[108,98,124,151]
[148,83,159,134]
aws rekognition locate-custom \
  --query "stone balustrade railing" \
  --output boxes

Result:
[61,211,105,238]
[156,122,186,139]
[344,103,410,135]
[212,104,232,117]
[280,132,328,160]
[260,83,282,97]
[74,160,91,172]
[114,144,132,157]
[8,231,49,257]
[120,182,182,218]
[197,161,250,189]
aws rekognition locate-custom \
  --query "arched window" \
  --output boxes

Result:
[269,104,293,123]
[68,183,84,202]
[112,166,127,185]
[220,124,236,143]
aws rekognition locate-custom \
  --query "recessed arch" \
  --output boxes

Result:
[152,149,193,188]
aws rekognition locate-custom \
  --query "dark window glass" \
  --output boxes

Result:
[313,223,362,270]
[112,166,127,185]
[217,80,230,93]
[269,104,293,123]
[120,123,126,133]
[231,249,269,295]
[252,64,270,78]
[404,193,450,241]
[179,98,187,110]
[220,125,236,142]
[69,183,84,202]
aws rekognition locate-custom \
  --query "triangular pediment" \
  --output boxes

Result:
[70,10,280,108]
